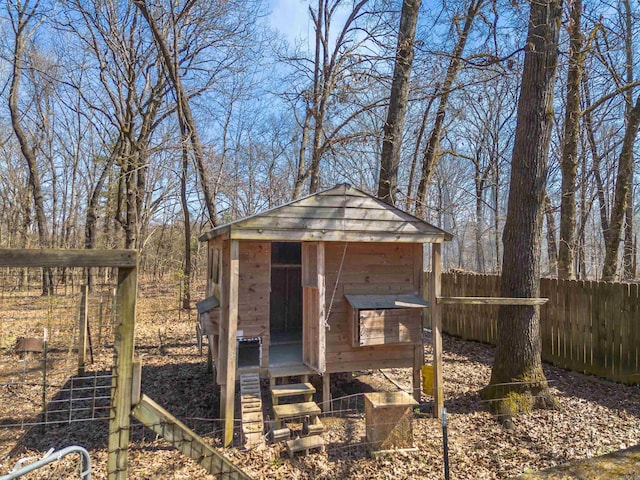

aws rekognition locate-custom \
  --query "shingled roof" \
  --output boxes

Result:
[199,183,452,243]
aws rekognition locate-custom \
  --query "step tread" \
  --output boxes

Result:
[286,435,325,453]
[271,382,316,398]
[268,364,315,378]
[273,401,321,419]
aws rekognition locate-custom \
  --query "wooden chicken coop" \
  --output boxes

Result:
[198,184,452,446]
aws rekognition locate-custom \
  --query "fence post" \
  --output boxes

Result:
[108,265,137,480]
[78,285,89,376]
[430,243,444,417]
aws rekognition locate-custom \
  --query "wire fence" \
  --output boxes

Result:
[0,269,120,464]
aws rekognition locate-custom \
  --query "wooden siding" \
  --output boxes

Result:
[200,184,450,244]
[324,242,422,373]
[357,309,422,346]
[238,242,271,367]
[433,272,640,384]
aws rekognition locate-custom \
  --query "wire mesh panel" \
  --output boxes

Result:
[0,268,120,462]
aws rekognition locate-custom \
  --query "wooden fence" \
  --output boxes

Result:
[431,272,639,384]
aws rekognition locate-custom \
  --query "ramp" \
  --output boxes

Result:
[239,373,265,448]
[131,394,251,479]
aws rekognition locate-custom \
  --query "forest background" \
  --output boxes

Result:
[1,0,639,307]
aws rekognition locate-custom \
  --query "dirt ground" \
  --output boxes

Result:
[1,283,639,479]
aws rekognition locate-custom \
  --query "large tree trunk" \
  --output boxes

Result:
[377,0,421,205]
[481,0,562,425]
[557,0,584,280]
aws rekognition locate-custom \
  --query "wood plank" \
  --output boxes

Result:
[107,266,137,480]
[230,228,446,244]
[326,356,414,372]
[317,242,326,373]
[131,394,250,479]
[268,364,315,378]
[430,244,444,417]
[628,283,639,382]
[345,293,428,309]
[0,248,137,268]
[273,401,321,419]
[271,383,316,399]
[437,297,548,305]
[286,436,325,458]
[78,285,89,376]
[222,240,240,448]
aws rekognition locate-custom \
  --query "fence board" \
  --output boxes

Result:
[433,273,639,385]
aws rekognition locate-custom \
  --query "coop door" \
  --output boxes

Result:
[301,242,326,373]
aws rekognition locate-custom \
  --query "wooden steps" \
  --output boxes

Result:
[239,373,264,448]
[272,401,321,428]
[271,382,316,405]
[286,435,325,458]
[268,364,315,385]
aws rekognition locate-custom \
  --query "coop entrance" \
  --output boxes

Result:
[237,337,261,368]
[269,242,302,366]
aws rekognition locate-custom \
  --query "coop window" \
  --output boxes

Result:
[237,337,261,368]
[345,294,428,347]
[209,247,220,284]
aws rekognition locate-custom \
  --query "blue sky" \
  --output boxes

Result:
[268,0,311,45]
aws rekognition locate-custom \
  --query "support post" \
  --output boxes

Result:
[108,265,137,480]
[322,373,331,412]
[430,243,444,417]
[222,240,239,447]
[412,346,422,402]
[78,284,89,376]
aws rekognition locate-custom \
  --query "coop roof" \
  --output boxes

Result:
[199,183,452,243]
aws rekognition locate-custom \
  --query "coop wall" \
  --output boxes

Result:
[237,242,270,367]
[324,242,423,373]
[207,239,271,378]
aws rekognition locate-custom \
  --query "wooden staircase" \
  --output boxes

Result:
[239,373,265,448]
[267,373,325,457]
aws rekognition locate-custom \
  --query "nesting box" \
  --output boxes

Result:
[364,391,418,455]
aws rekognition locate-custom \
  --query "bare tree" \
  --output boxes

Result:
[7,0,54,294]
[133,0,219,227]
[377,0,421,204]
[481,0,562,425]
[414,0,486,218]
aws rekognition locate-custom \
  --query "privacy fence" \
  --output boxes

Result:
[434,273,639,384]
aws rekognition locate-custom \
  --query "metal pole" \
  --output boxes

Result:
[442,407,450,480]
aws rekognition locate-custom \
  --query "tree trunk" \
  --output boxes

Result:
[292,109,312,199]
[377,0,421,204]
[414,0,482,218]
[85,150,117,290]
[180,130,192,310]
[406,89,438,211]
[133,0,218,227]
[602,94,640,280]
[544,193,558,276]
[481,0,562,425]
[621,0,635,281]
[8,1,53,295]
[557,0,584,280]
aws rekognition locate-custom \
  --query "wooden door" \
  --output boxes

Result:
[302,242,326,373]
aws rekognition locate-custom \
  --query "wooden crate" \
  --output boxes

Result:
[364,391,418,454]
